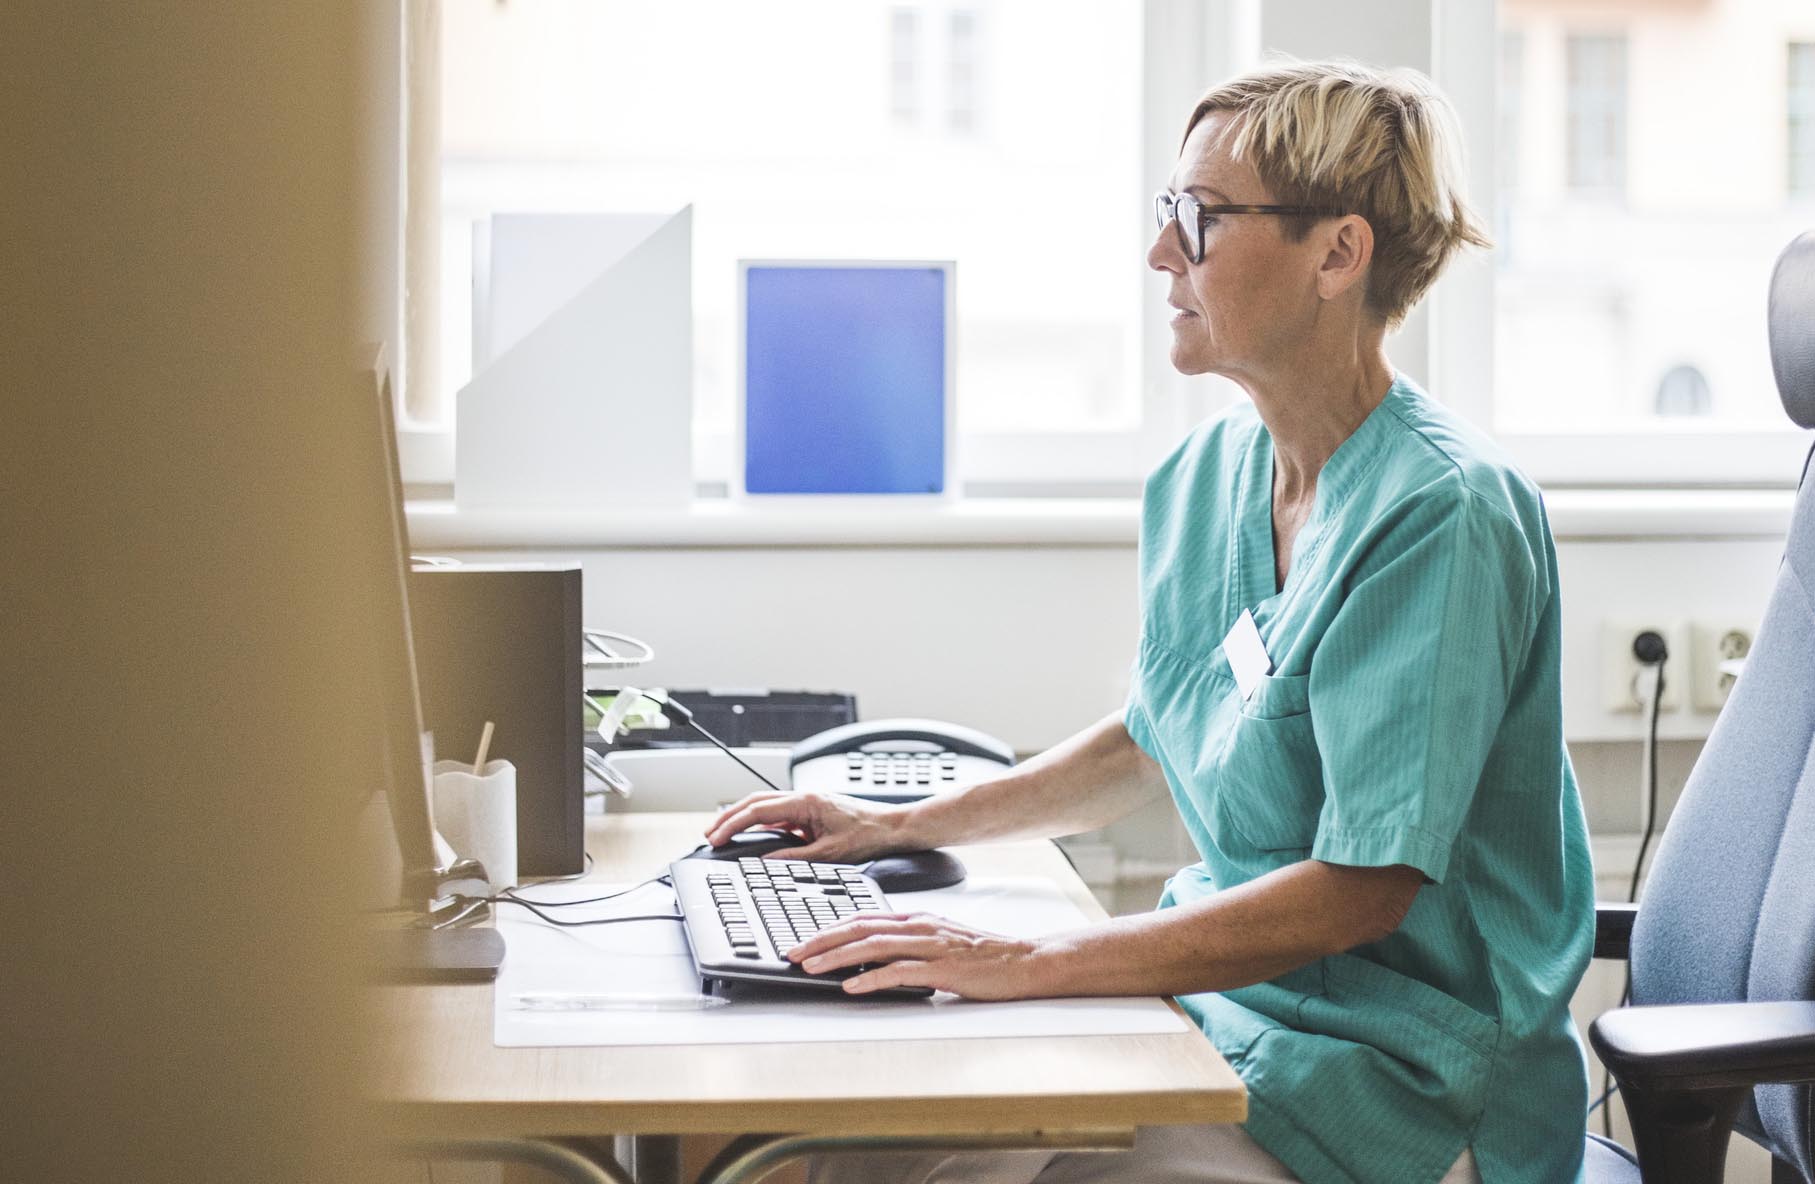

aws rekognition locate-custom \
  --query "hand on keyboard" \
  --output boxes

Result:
[670,855,938,1000]
[787,908,1041,1002]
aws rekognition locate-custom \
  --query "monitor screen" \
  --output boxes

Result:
[367,360,439,887]
[741,263,949,495]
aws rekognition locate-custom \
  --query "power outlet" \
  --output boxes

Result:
[1601,621,1686,713]
[1690,621,1755,711]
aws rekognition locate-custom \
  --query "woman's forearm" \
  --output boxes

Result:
[898,712,1169,849]
[1026,859,1425,999]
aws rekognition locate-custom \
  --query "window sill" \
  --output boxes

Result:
[404,488,1796,550]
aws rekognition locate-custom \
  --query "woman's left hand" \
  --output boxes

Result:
[787,912,1042,1000]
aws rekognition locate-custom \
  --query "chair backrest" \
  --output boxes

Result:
[1629,230,1815,1179]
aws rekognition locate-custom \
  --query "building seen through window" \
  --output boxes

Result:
[1497,0,1814,434]
[438,0,1140,440]
[1564,34,1626,198]
[1655,364,1713,417]
[891,8,920,126]
[1791,41,1815,198]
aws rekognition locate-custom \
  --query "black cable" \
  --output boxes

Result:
[502,872,670,909]
[1627,654,1666,905]
[651,692,789,794]
[362,854,603,917]
[488,896,683,928]
[1601,636,1667,1136]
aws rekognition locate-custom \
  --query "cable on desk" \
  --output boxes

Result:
[502,872,671,910]
[359,856,612,918]
[481,872,681,928]
[488,896,683,929]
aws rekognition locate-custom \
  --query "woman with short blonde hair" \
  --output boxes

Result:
[1181,58,1490,327]
[713,58,1594,1184]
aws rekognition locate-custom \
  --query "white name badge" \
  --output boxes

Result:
[1223,608,1273,701]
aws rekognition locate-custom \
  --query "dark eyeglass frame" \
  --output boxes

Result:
[1154,190,1345,263]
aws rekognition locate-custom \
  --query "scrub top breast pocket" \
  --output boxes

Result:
[1215,672,1325,853]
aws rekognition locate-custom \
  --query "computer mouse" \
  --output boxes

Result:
[683,832,966,892]
[687,829,801,860]
[860,848,967,893]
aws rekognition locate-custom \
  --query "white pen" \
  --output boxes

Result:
[511,991,731,1012]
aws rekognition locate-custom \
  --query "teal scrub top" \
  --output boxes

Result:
[1123,376,1595,1184]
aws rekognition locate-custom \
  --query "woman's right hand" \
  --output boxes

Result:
[701,790,919,863]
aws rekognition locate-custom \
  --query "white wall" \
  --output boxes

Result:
[435,532,1784,756]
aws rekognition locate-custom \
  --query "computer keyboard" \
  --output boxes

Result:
[669,856,934,1000]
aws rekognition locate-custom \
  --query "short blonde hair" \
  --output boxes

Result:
[1184,58,1489,327]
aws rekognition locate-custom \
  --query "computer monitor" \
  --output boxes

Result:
[363,356,503,980]
[366,359,436,882]
[363,355,490,917]
[737,260,955,498]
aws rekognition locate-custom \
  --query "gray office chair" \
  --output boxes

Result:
[1583,230,1815,1184]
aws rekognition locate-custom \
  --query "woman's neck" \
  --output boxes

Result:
[1246,349,1395,506]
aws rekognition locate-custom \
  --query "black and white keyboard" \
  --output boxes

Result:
[669,856,933,1000]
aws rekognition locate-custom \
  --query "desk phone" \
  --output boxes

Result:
[788,719,1015,804]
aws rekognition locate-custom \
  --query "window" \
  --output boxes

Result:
[947,9,980,134]
[1564,34,1626,198]
[1487,0,1809,475]
[1654,365,1712,418]
[1792,42,1815,199]
[890,9,920,126]
[411,0,1806,496]
[432,0,1238,491]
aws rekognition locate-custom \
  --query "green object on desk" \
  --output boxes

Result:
[584,689,672,736]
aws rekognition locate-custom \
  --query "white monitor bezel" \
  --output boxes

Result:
[734,258,957,504]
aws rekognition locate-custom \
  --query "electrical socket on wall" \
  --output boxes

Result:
[1601,621,1687,713]
[1690,621,1755,712]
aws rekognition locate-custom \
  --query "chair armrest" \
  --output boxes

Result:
[1590,1000,1815,1094]
[1595,902,1639,960]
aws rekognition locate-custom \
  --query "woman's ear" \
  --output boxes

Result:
[1315,214,1374,304]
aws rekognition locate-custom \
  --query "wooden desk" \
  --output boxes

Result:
[372,813,1244,1183]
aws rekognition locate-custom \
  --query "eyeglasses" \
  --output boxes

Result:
[1153,191,1344,263]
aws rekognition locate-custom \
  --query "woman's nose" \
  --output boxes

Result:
[1147,223,1183,274]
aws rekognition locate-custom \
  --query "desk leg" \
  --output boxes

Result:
[391,1136,635,1184]
[696,1129,1138,1184]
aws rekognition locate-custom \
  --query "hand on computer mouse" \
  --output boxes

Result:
[703,790,915,864]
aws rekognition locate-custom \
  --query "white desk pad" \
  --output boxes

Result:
[492,875,1188,1048]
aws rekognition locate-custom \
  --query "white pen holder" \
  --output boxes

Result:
[431,759,518,893]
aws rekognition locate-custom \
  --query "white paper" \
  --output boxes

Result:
[492,876,1187,1048]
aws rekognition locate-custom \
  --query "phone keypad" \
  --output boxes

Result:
[845,751,960,785]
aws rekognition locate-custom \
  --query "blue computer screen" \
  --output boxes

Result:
[743,265,947,495]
